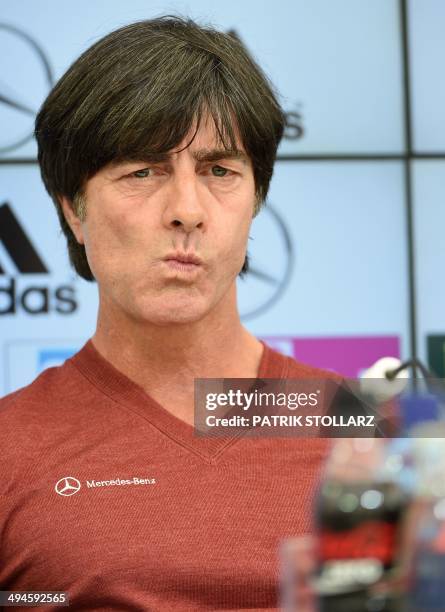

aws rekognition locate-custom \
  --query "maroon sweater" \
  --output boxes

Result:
[0,340,335,611]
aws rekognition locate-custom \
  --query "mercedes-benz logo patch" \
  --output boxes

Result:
[55,476,81,497]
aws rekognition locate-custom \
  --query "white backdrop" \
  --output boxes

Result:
[1,0,443,394]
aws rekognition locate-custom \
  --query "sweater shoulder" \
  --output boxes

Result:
[0,360,77,415]
[0,360,84,450]
[265,344,342,380]
[0,361,84,496]
[285,356,342,380]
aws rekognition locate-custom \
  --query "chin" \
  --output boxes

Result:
[135,299,211,326]
[146,312,206,326]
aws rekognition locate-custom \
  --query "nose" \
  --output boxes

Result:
[162,171,207,234]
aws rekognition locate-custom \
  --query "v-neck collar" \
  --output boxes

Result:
[69,339,289,463]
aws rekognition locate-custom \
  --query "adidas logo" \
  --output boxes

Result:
[0,202,78,315]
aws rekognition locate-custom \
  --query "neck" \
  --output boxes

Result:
[91,287,263,401]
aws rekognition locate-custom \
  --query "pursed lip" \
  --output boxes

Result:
[163,252,203,265]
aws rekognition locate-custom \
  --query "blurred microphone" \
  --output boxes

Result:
[360,357,410,403]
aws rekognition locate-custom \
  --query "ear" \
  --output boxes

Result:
[59,196,85,245]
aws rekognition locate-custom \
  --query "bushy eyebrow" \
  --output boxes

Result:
[192,148,248,165]
[112,148,249,168]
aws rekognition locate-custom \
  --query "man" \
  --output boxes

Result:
[0,16,336,611]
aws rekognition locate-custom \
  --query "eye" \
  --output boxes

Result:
[131,168,153,178]
[211,165,230,177]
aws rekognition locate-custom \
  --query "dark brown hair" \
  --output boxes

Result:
[35,15,285,280]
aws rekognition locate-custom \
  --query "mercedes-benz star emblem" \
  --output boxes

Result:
[237,203,294,320]
[0,23,53,154]
[55,476,81,497]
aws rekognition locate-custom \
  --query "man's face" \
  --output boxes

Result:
[64,116,256,326]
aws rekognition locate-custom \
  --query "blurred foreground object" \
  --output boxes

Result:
[279,347,445,611]
[397,395,445,611]
[313,437,408,611]
[280,535,317,612]
[361,357,409,404]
